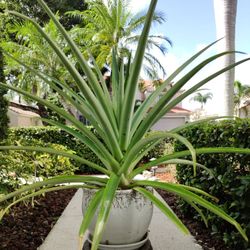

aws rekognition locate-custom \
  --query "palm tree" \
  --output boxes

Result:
[68,0,171,78]
[234,80,250,116]
[190,92,213,109]
[213,0,237,116]
[1,17,75,119]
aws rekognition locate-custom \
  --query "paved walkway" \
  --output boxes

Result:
[39,189,202,250]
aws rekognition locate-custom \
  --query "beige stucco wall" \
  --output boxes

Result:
[8,110,42,127]
[8,110,19,127]
[152,115,188,131]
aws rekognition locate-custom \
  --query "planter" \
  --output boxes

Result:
[82,188,153,247]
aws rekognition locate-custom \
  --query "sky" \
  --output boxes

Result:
[130,0,250,114]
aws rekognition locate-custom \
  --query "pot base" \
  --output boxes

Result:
[85,233,151,250]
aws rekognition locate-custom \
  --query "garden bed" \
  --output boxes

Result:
[157,189,231,250]
[0,189,76,250]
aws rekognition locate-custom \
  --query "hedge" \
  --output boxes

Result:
[7,126,165,174]
[175,119,250,249]
[0,140,76,194]
[7,126,101,174]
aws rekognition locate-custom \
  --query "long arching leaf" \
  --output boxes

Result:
[0,145,110,175]
[134,187,189,234]
[119,0,157,150]
[36,0,119,140]
[134,180,248,241]
[7,10,123,161]
[119,131,197,176]
[152,57,250,125]
[0,175,108,203]
[91,174,121,250]
[129,159,213,180]
[0,185,93,221]
[131,51,247,144]
[79,189,104,248]
[130,40,223,138]
[144,147,250,168]
[0,82,118,168]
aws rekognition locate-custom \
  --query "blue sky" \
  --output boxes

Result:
[155,0,216,57]
[155,0,250,57]
[131,0,250,113]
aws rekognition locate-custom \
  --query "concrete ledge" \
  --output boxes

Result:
[39,189,202,250]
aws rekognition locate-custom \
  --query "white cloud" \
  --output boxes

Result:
[102,0,150,13]
[129,0,151,13]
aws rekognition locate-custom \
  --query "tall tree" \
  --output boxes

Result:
[1,0,87,120]
[213,0,237,116]
[69,0,171,78]
[2,18,74,120]
[190,92,213,109]
[6,0,87,29]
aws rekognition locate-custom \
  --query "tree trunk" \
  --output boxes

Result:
[213,0,237,116]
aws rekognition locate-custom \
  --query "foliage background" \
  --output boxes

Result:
[175,119,250,249]
[0,138,77,194]
[6,126,166,174]
[5,0,87,29]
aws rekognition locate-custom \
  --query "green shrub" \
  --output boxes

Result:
[1,126,165,195]
[0,139,77,194]
[0,126,165,195]
[7,126,103,174]
[8,126,165,173]
[175,119,250,249]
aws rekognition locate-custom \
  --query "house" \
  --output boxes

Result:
[151,106,190,130]
[238,98,250,118]
[137,79,191,131]
[8,102,42,127]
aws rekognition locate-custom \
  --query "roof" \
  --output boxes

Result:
[9,106,41,118]
[240,98,250,108]
[169,106,191,114]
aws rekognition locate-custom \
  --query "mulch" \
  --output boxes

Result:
[156,172,230,250]
[157,189,231,250]
[0,182,231,250]
[0,189,76,250]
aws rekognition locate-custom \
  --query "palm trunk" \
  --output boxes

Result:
[213,0,237,116]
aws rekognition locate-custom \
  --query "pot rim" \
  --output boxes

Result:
[82,186,153,194]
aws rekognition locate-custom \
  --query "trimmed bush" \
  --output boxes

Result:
[7,126,103,174]
[1,126,165,194]
[175,119,250,249]
[7,126,165,174]
[0,139,76,194]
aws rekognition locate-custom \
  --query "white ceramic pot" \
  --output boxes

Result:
[82,188,153,245]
